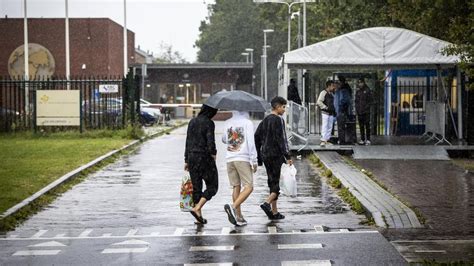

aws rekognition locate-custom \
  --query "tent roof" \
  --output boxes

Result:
[283,27,459,69]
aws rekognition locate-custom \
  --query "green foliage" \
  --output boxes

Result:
[338,187,365,214]
[196,0,472,94]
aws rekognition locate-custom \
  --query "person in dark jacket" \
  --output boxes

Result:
[254,96,293,220]
[355,78,373,145]
[287,79,302,130]
[184,104,218,224]
[287,79,302,105]
[334,76,353,144]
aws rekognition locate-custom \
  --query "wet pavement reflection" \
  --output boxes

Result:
[12,122,366,236]
[356,159,474,239]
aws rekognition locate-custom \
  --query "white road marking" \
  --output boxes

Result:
[184,263,233,266]
[13,250,61,256]
[0,229,380,241]
[174,228,185,236]
[102,247,148,254]
[79,229,93,237]
[281,259,332,266]
[415,250,447,253]
[150,232,160,236]
[8,235,18,238]
[339,229,349,232]
[278,244,323,250]
[189,245,235,252]
[268,226,277,234]
[126,229,138,237]
[314,225,325,232]
[54,233,66,238]
[31,230,48,238]
[29,241,66,247]
[112,239,150,246]
[292,230,302,233]
[221,227,231,235]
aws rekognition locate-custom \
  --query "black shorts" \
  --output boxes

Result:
[263,157,286,198]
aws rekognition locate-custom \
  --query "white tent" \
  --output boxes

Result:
[283,27,459,69]
[279,27,463,140]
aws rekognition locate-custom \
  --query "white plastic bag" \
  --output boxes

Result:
[280,163,297,197]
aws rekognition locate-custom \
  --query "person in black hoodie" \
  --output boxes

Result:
[355,78,373,145]
[184,104,218,224]
[255,96,293,220]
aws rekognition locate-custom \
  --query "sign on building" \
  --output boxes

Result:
[36,90,80,126]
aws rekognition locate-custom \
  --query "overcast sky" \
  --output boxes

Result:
[0,0,214,62]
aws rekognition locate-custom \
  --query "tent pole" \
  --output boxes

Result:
[438,65,459,139]
[457,67,463,140]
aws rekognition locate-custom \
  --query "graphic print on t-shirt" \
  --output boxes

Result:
[227,126,244,152]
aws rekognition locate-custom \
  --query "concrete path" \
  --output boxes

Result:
[352,145,450,160]
[316,152,422,229]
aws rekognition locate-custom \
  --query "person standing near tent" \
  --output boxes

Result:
[184,104,219,224]
[355,78,373,145]
[334,76,353,144]
[317,80,336,146]
[287,79,302,130]
[222,111,258,226]
[255,96,293,220]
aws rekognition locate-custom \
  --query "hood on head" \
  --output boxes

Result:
[232,110,250,119]
[198,104,218,119]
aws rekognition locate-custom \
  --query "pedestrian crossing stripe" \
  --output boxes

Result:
[2,228,378,241]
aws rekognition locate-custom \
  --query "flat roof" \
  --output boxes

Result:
[132,63,254,69]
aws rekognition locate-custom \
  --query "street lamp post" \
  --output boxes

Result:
[241,52,250,63]
[263,29,273,101]
[245,48,254,64]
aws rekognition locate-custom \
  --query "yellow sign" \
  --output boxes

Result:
[36,90,80,126]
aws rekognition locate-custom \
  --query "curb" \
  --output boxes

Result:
[0,122,187,221]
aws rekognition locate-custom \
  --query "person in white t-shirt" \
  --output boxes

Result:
[222,111,258,226]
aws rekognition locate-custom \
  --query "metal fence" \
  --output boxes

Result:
[0,76,133,132]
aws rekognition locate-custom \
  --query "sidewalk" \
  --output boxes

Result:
[316,152,422,229]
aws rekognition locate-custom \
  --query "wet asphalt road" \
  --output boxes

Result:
[0,122,408,265]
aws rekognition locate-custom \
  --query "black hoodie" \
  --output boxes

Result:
[184,105,218,163]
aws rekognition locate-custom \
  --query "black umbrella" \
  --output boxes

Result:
[204,90,271,112]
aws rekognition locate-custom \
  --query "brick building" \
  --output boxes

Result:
[0,18,134,77]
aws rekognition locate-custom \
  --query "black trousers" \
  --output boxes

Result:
[358,113,371,141]
[188,153,218,204]
[263,156,286,200]
[337,113,347,144]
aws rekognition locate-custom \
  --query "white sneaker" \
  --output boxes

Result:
[358,140,365,145]
[320,141,326,147]
[365,140,371,145]
[236,217,247,226]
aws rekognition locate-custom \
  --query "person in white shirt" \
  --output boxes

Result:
[316,80,336,146]
[222,111,258,226]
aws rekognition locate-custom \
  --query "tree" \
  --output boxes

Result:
[154,42,188,64]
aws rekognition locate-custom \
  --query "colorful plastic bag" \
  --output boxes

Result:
[280,163,297,197]
[180,172,194,212]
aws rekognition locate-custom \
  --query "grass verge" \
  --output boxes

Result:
[308,153,371,225]
[0,123,185,232]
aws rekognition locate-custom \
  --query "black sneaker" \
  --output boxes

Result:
[272,212,285,220]
[260,202,273,219]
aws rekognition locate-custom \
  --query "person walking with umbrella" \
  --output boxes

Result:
[184,104,219,224]
[255,96,293,220]
[222,111,258,226]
